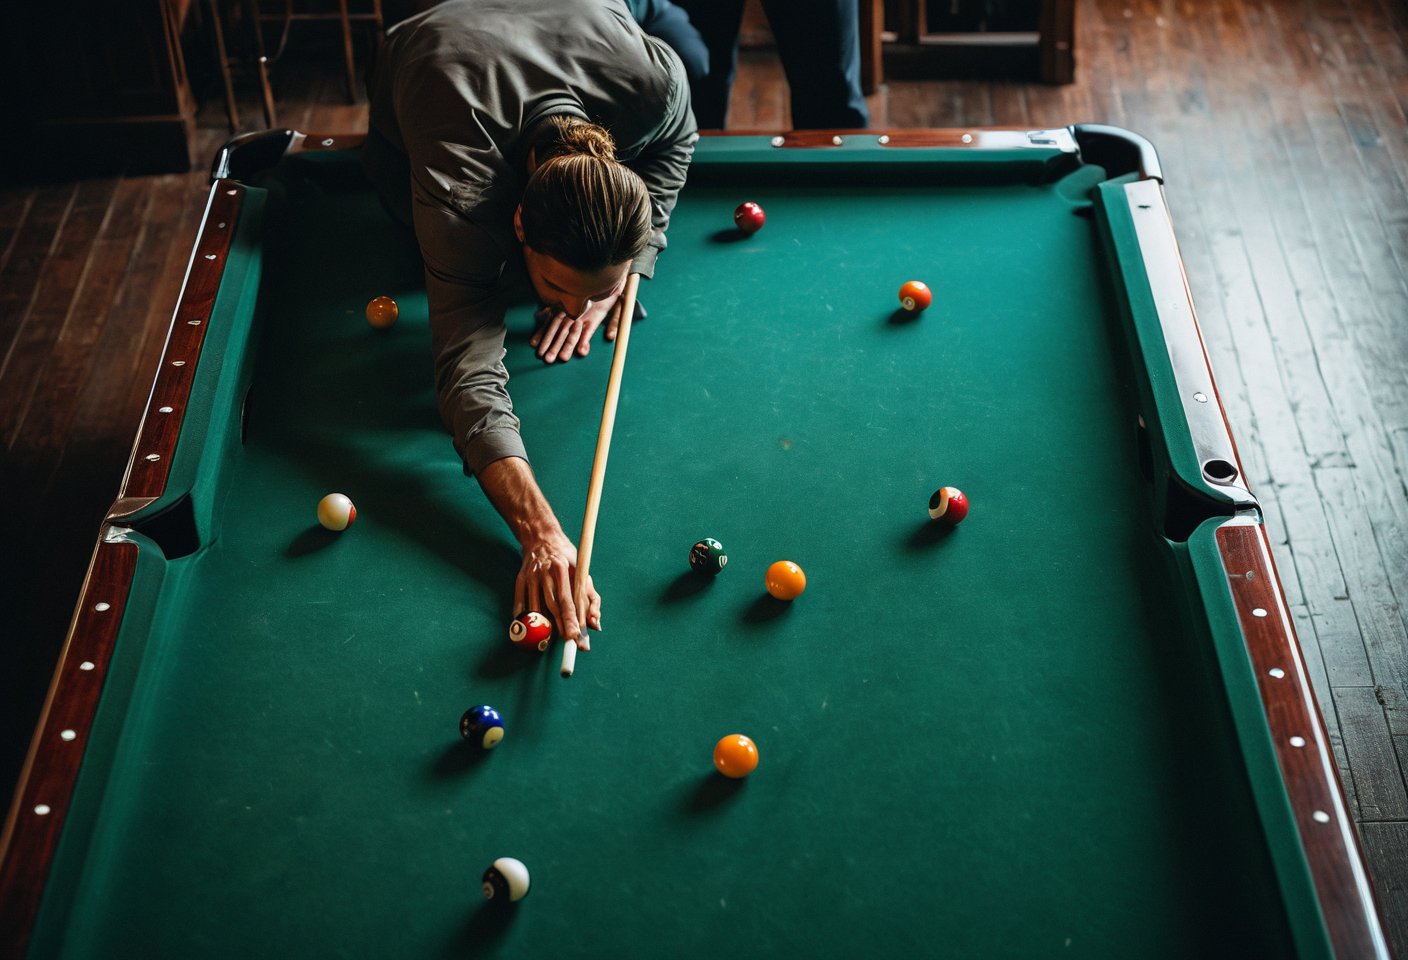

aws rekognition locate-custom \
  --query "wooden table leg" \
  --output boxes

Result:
[858,0,884,95]
[1039,0,1076,83]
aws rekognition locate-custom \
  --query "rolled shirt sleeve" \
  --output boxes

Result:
[414,197,528,476]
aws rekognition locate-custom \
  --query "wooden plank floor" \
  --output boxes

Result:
[2,0,1405,945]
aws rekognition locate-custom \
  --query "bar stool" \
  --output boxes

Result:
[207,0,384,131]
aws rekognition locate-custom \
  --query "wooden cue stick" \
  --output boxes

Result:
[561,272,642,678]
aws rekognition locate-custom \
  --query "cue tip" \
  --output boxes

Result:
[559,639,578,678]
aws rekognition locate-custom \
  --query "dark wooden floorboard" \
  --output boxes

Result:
[0,184,77,440]
[0,188,35,276]
[1337,684,1408,821]
[1383,680,1408,734]
[3,0,1407,945]
[11,179,149,493]
[0,179,120,452]
[64,178,181,461]
[1362,821,1408,957]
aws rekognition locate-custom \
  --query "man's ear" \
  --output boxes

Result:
[513,205,525,244]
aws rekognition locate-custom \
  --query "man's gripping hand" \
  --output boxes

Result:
[514,531,602,650]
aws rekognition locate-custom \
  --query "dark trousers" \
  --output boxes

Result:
[671,0,869,129]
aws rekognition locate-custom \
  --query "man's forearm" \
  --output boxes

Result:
[476,456,564,546]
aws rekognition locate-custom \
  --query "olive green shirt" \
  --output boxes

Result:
[363,0,697,475]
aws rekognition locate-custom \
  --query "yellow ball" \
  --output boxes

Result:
[316,493,356,531]
[764,560,806,601]
[365,295,398,329]
[713,734,759,778]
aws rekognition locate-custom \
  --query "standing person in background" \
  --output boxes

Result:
[667,0,870,129]
[625,0,711,96]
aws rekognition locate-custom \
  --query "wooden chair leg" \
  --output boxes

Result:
[257,56,278,128]
[206,0,241,132]
[338,0,357,102]
[246,0,272,62]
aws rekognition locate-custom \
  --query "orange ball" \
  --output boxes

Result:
[365,295,399,328]
[898,280,932,314]
[713,734,759,778]
[764,560,806,601]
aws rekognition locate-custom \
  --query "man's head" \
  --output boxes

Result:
[516,117,651,317]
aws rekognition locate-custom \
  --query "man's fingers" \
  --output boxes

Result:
[605,300,623,342]
[530,308,555,349]
[536,313,567,359]
[576,307,605,357]
[533,321,557,356]
[535,319,563,357]
[552,562,581,641]
[514,573,526,618]
[557,325,583,361]
[543,320,576,364]
[574,575,598,649]
[586,584,602,633]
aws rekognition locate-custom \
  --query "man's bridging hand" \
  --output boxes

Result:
[529,274,628,363]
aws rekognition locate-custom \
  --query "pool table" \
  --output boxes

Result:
[0,127,1392,959]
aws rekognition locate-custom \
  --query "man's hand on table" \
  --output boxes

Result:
[514,530,602,650]
[529,274,627,363]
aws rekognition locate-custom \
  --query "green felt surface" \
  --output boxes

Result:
[31,143,1315,959]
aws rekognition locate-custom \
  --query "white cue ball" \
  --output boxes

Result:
[482,856,531,902]
[316,493,357,531]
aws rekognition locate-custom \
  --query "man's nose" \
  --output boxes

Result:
[563,297,591,319]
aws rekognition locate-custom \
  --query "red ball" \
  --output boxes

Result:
[734,202,766,235]
[928,486,969,526]
[509,612,552,651]
[898,280,932,314]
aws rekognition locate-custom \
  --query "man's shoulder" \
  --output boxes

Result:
[390,0,637,50]
[601,36,691,161]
